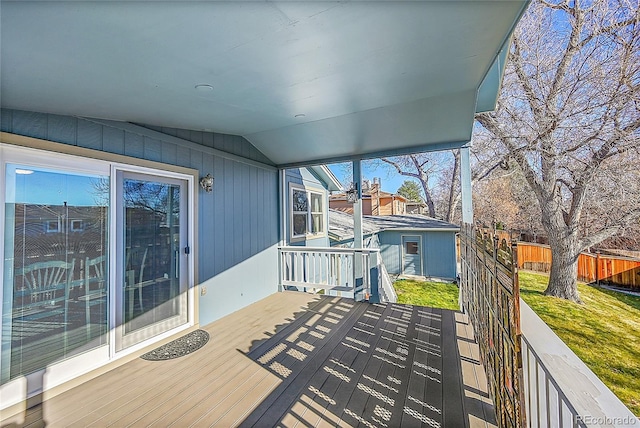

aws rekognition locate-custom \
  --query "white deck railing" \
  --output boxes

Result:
[278,246,383,302]
[520,300,639,428]
[378,259,398,303]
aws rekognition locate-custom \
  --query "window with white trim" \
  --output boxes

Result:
[70,219,84,232]
[46,219,61,233]
[290,184,325,240]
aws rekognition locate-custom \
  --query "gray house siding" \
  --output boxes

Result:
[284,168,330,248]
[138,123,274,166]
[422,231,457,279]
[1,108,279,325]
[365,234,380,249]
[378,230,457,279]
[378,232,402,274]
[333,234,380,249]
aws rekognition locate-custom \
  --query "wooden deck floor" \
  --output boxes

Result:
[2,292,495,428]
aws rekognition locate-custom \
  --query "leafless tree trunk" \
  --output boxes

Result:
[445,150,460,223]
[475,0,640,302]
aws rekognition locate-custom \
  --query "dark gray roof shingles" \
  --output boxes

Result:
[328,209,459,242]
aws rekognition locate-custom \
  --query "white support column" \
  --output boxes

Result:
[278,168,286,292]
[352,160,363,249]
[460,146,474,224]
[279,169,286,246]
[352,160,365,300]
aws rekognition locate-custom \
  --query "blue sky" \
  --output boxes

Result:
[7,164,106,206]
[327,160,418,194]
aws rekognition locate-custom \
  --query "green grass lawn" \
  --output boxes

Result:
[519,271,640,416]
[393,278,460,311]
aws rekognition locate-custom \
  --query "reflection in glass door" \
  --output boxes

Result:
[1,164,109,383]
[0,147,194,390]
[116,172,188,350]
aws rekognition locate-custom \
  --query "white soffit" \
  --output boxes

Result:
[0,1,527,166]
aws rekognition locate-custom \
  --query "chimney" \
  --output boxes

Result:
[370,177,380,191]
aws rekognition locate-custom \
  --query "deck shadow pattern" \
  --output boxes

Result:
[240,297,475,428]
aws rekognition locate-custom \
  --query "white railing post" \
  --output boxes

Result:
[367,250,380,303]
[351,251,357,297]
[278,248,282,290]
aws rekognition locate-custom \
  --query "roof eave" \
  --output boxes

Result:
[310,165,343,192]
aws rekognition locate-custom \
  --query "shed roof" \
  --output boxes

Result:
[328,208,459,242]
[328,209,380,242]
[367,214,460,232]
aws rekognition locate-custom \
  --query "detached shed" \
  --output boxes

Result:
[329,209,459,280]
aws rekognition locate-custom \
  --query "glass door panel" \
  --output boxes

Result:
[117,173,187,350]
[2,164,109,382]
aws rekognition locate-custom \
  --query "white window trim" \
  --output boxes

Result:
[70,219,84,232]
[46,219,61,233]
[289,183,326,241]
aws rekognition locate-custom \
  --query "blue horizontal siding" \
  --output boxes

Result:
[378,232,402,274]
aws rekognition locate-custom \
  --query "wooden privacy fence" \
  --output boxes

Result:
[459,225,525,427]
[517,242,640,290]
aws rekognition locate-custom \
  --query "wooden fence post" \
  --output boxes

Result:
[596,251,600,286]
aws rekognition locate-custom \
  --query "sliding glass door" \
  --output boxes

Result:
[2,162,109,383]
[115,171,189,350]
[0,145,193,388]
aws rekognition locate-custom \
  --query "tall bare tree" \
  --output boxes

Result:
[381,148,510,222]
[475,0,640,302]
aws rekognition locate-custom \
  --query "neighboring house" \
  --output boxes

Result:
[330,182,407,215]
[405,201,428,215]
[329,209,459,280]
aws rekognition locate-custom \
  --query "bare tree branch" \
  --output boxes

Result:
[472,0,640,301]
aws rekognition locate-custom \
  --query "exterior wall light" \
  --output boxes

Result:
[200,173,214,192]
[346,183,359,204]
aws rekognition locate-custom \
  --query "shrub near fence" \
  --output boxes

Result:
[517,242,640,290]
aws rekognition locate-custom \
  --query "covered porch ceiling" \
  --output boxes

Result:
[0,1,527,167]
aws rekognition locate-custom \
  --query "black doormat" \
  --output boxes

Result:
[140,329,210,361]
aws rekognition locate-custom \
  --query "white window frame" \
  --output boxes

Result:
[309,192,324,235]
[289,184,326,241]
[46,218,61,233]
[70,219,84,232]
